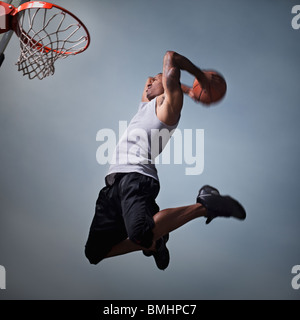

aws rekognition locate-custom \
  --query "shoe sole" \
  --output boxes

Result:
[197,186,246,221]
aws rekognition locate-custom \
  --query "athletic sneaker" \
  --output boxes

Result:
[143,234,170,270]
[197,185,246,224]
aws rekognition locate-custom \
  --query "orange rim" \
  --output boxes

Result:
[11,1,90,55]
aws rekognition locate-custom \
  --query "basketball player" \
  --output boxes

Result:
[85,51,246,270]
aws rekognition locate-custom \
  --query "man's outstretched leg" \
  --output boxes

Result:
[104,185,246,264]
[105,203,206,258]
[85,184,246,269]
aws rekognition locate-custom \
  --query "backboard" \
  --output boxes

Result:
[0,0,27,67]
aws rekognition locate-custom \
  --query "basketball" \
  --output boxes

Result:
[192,70,227,106]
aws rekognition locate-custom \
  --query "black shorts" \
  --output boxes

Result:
[85,172,160,265]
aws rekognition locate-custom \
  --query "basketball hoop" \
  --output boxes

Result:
[0,1,90,79]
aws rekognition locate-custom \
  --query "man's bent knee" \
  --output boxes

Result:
[84,232,115,265]
[84,246,106,265]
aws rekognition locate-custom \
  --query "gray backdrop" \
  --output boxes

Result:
[0,0,299,299]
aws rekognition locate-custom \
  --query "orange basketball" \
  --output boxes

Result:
[192,70,227,105]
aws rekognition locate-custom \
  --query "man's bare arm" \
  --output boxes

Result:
[158,51,207,125]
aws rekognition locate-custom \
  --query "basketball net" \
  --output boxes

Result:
[13,3,90,80]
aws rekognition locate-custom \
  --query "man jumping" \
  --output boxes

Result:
[85,51,246,270]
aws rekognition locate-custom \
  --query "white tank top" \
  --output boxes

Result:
[106,97,179,184]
